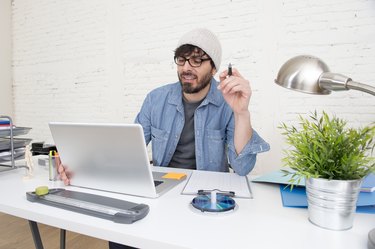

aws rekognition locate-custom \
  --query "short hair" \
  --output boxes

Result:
[174,44,216,69]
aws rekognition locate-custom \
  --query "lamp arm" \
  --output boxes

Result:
[346,81,375,96]
[319,72,375,96]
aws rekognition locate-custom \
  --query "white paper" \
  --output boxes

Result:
[181,170,253,198]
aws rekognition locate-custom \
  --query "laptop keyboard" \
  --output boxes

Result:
[154,180,163,187]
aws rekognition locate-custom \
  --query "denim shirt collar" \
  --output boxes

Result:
[168,78,222,107]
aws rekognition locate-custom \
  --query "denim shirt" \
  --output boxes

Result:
[135,78,270,176]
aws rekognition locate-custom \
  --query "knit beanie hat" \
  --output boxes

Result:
[177,28,222,70]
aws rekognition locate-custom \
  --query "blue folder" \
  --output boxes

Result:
[361,174,375,192]
[279,185,375,214]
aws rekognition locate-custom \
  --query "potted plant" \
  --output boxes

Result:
[279,111,375,230]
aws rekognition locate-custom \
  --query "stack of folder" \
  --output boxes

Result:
[252,170,375,214]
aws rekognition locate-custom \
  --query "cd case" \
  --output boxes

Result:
[26,188,150,224]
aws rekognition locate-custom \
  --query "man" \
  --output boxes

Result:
[59,28,269,249]
[134,28,269,175]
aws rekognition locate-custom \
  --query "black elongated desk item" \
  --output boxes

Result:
[26,188,150,249]
[27,188,149,224]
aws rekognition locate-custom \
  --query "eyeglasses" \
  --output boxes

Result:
[174,56,211,68]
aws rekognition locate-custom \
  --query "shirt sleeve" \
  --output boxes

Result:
[134,93,152,145]
[227,129,270,176]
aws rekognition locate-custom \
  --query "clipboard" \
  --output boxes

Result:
[181,170,253,199]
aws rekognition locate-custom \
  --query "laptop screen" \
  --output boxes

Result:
[49,122,159,198]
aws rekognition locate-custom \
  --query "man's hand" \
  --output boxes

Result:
[218,67,253,154]
[218,67,252,115]
[57,163,72,186]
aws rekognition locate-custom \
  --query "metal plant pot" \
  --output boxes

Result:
[305,177,362,231]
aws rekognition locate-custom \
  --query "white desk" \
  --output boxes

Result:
[0,160,374,249]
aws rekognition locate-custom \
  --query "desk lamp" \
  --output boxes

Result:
[274,55,375,96]
[274,54,375,247]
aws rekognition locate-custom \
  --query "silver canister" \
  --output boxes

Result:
[49,152,60,181]
[306,177,362,231]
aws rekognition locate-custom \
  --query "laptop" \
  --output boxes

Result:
[49,122,186,198]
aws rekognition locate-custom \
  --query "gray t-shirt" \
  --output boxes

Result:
[168,98,203,169]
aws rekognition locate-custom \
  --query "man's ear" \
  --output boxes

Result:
[212,68,217,75]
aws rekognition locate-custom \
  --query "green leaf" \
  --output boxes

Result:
[278,110,375,182]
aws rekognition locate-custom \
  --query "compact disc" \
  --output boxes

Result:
[191,194,236,212]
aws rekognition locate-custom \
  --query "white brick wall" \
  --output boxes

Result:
[0,0,12,117]
[11,0,375,174]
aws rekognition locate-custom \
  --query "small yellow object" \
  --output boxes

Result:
[35,186,49,196]
[162,172,187,180]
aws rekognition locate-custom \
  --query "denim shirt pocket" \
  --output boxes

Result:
[205,127,226,166]
[151,126,170,164]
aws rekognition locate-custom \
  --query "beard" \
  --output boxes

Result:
[178,71,212,94]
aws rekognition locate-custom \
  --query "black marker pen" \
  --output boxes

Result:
[228,63,232,76]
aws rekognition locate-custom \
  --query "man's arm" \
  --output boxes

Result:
[134,93,152,145]
[233,111,253,154]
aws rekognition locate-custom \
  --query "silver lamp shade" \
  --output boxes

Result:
[275,55,331,95]
[275,55,375,96]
